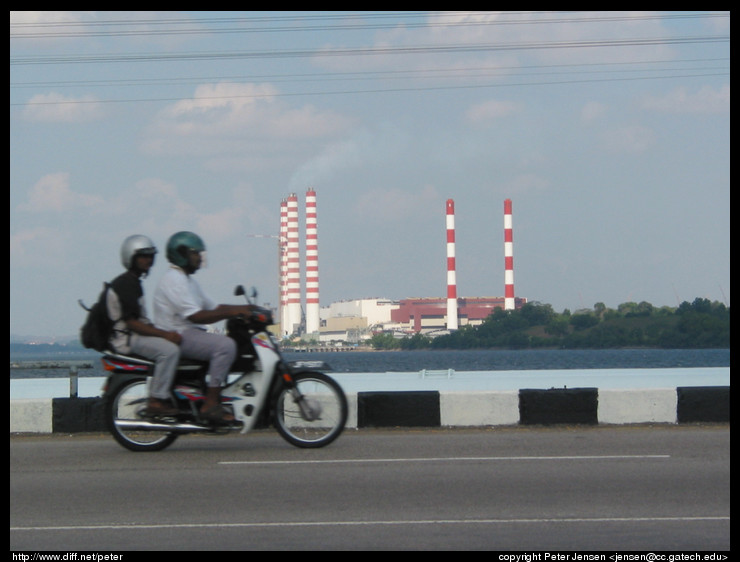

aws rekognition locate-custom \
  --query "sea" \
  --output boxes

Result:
[9,347,730,399]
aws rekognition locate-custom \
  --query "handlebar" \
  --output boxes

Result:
[234,306,273,326]
[232,285,273,325]
[248,306,273,325]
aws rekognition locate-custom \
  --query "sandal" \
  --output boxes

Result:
[145,399,179,417]
[200,404,235,424]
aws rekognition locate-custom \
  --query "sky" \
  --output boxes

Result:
[10,11,730,339]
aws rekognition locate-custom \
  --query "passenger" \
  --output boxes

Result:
[153,231,255,424]
[108,235,182,417]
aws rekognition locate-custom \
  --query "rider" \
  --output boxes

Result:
[153,231,255,424]
[108,235,182,417]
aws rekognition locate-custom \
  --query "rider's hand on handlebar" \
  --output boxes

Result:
[232,305,255,321]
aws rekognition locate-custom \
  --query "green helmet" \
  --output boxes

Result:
[166,231,206,268]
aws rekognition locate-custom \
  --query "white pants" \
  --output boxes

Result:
[179,329,237,388]
[128,334,181,400]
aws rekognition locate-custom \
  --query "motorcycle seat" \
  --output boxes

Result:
[103,351,208,370]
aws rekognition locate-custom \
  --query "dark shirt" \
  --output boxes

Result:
[109,271,143,321]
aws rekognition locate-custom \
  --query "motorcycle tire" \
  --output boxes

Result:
[273,371,348,448]
[105,378,179,452]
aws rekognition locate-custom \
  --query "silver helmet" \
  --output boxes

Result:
[120,234,157,270]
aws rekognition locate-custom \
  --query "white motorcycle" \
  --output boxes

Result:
[101,286,348,452]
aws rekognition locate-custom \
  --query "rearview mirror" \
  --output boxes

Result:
[234,285,257,303]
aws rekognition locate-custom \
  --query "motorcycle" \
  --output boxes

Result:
[101,285,348,452]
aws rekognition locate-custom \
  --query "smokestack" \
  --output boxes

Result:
[305,188,320,334]
[279,198,288,334]
[286,193,301,335]
[446,199,458,330]
[504,198,515,310]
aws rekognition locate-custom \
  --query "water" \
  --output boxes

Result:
[9,348,730,399]
[9,348,731,379]
[284,348,730,373]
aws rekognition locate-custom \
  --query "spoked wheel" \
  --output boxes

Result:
[273,372,348,448]
[105,378,179,452]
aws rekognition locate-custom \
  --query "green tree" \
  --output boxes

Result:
[369,332,400,350]
[400,332,431,350]
[570,313,599,331]
[545,316,570,337]
[421,298,728,350]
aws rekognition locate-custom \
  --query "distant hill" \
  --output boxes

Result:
[10,334,79,345]
[10,341,86,357]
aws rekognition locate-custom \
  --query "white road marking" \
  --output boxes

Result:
[11,515,728,533]
[218,454,670,465]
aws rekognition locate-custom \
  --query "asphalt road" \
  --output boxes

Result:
[10,425,730,551]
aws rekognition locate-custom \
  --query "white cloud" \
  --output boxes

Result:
[113,179,272,245]
[146,82,353,151]
[19,172,103,212]
[10,11,89,31]
[10,226,58,260]
[640,85,730,114]
[14,172,262,253]
[22,93,104,122]
[165,82,278,118]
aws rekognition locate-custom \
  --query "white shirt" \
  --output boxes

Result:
[153,266,216,333]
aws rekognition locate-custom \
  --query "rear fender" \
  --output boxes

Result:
[102,373,147,399]
[101,353,152,373]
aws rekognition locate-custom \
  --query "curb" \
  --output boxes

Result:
[10,386,729,434]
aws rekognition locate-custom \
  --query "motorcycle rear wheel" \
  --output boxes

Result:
[106,378,179,452]
[273,371,348,448]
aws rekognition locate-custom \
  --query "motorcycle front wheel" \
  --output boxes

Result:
[273,372,348,448]
[105,378,179,452]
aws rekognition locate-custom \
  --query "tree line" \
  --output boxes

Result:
[369,298,730,350]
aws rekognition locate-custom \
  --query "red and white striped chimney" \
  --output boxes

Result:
[285,193,301,335]
[504,198,515,310]
[305,188,320,334]
[446,199,458,330]
[279,198,288,334]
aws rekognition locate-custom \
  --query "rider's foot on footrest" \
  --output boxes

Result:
[200,404,235,425]
[145,398,180,417]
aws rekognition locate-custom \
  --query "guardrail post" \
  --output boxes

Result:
[69,365,78,398]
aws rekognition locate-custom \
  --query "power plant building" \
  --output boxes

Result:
[391,296,527,335]
[275,192,526,343]
[317,298,398,343]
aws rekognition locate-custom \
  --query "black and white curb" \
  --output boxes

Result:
[11,386,728,434]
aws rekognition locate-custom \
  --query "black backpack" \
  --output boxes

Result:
[78,283,115,352]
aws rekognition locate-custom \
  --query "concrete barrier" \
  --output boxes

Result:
[598,388,678,424]
[10,399,53,433]
[9,386,729,434]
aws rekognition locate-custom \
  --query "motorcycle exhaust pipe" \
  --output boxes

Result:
[114,419,212,433]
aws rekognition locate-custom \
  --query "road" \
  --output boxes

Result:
[10,425,730,551]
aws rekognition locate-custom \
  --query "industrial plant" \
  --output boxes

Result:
[277,190,526,344]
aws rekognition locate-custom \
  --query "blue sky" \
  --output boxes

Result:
[10,11,730,339]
